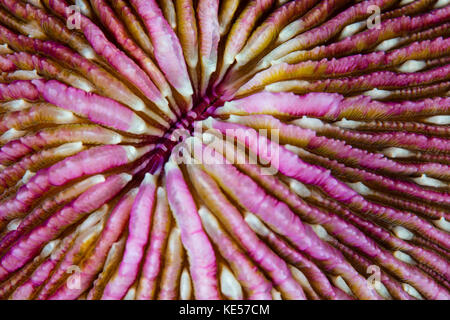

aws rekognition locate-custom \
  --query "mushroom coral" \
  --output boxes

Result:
[0,0,449,300]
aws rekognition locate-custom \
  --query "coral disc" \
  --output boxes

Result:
[0,0,449,300]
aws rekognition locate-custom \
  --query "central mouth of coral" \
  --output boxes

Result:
[144,93,224,174]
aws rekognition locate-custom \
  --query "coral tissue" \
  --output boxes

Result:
[0,0,449,300]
